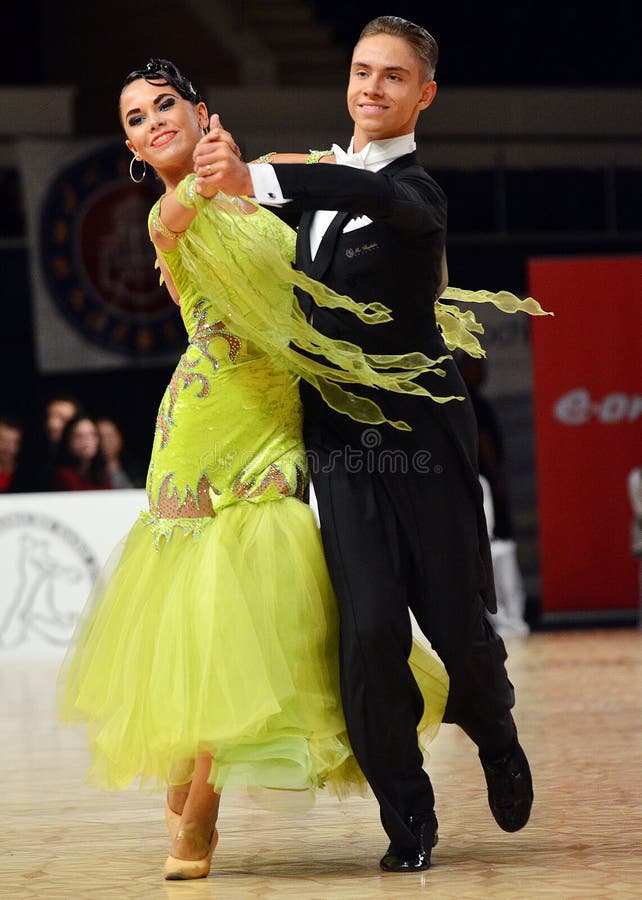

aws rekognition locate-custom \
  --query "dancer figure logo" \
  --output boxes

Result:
[0,512,99,650]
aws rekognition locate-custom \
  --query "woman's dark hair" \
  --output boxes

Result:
[55,416,108,485]
[121,58,203,105]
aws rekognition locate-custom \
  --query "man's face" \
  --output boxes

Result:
[46,400,77,444]
[347,34,436,152]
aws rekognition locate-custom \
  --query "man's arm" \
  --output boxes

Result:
[270,163,446,234]
[192,125,445,234]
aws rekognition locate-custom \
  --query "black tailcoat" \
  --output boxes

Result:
[272,157,515,853]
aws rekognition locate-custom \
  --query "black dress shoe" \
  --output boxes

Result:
[480,736,533,832]
[379,813,438,872]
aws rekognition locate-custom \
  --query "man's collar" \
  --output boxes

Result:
[331,134,416,171]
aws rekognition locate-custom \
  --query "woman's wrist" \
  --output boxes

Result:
[174,173,199,209]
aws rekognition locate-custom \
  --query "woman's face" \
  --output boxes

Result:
[68,419,100,461]
[120,78,208,180]
[97,420,122,460]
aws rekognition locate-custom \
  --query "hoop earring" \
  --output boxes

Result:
[129,155,146,183]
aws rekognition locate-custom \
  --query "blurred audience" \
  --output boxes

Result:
[0,415,23,493]
[11,393,85,492]
[5,394,148,493]
[97,418,136,489]
[51,416,112,491]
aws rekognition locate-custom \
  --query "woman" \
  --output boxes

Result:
[57,60,449,880]
[96,417,137,489]
[52,416,112,491]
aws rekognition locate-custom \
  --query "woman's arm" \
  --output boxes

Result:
[150,193,197,251]
[250,151,335,165]
[152,116,253,249]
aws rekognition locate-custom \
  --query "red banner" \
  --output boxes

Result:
[529,255,642,617]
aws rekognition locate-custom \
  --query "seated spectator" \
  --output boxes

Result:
[0,416,23,493]
[11,393,85,492]
[45,394,83,448]
[97,418,136,489]
[52,416,112,491]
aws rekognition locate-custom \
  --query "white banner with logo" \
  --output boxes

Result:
[0,490,145,658]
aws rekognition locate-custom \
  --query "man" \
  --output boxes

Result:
[194,15,533,873]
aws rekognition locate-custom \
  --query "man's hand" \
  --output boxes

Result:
[193,114,253,198]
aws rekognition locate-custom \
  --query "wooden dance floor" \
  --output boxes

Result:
[3,628,641,898]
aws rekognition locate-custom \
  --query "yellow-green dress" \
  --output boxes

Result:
[57,178,453,797]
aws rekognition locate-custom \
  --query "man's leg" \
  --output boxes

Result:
[312,457,436,860]
[388,459,533,833]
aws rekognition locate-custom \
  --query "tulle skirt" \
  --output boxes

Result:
[57,497,448,799]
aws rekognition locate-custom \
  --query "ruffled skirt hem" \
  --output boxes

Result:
[57,497,448,799]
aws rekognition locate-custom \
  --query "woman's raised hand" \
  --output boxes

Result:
[193,114,253,197]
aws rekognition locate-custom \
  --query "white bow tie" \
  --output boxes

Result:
[331,143,367,169]
[331,137,416,171]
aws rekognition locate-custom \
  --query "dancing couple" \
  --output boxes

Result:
[59,15,541,880]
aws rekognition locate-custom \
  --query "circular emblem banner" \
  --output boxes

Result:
[39,143,184,358]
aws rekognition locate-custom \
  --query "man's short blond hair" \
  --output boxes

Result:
[358,16,439,81]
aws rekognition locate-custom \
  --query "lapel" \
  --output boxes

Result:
[295,210,351,322]
[296,211,314,272]
[308,210,352,281]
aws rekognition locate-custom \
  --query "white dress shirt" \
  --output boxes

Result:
[248,133,416,260]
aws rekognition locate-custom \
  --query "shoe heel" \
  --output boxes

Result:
[163,828,218,881]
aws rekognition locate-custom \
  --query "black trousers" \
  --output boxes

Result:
[308,431,516,854]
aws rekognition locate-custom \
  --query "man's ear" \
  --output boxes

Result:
[419,81,438,111]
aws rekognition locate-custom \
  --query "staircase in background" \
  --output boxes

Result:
[38,0,241,135]
[240,0,348,85]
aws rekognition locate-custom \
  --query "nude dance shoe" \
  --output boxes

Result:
[164,799,181,841]
[163,828,219,880]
